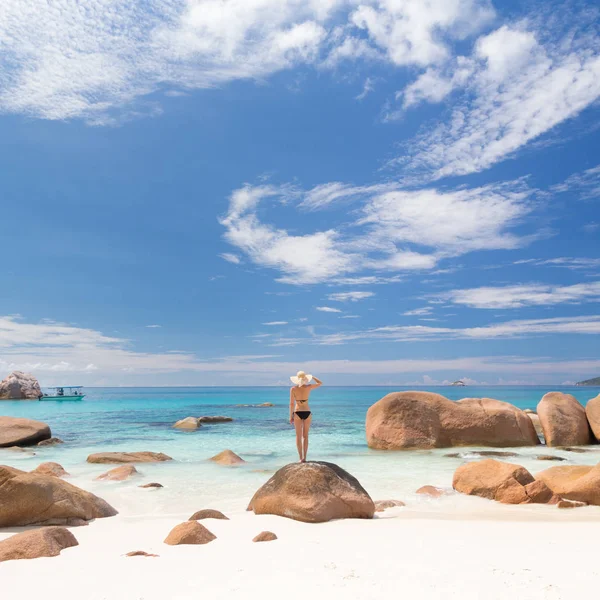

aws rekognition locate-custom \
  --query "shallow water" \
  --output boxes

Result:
[1,386,599,518]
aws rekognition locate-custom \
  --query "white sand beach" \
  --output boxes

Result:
[2,506,600,600]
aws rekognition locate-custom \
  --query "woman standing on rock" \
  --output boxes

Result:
[289,371,322,463]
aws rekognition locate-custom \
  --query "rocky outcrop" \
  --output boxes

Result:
[0,527,78,563]
[374,499,405,512]
[0,417,51,447]
[453,459,556,504]
[366,392,539,449]
[0,371,42,400]
[32,462,69,478]
[95,465,139,481]
[585,395,600,442]
[253,531,277,542]
[188,509,229,521]
[537,392,592,447]
[139,482,163,489]
[164,521,216,545]
[536,463,600,505]
[198,416,233,423]
[37,437,64,446]
[209,450,245,465]
[173,417,201,430]
[0,465,117,527]
[416,485,445,498]
[248,461,375,523]
[87,452,172,464]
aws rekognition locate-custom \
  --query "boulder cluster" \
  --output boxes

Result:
[366,390,600,449]
[0,371,42,400]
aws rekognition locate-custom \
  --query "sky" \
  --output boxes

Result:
[0,0,599,387]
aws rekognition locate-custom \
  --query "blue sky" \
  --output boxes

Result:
[1,0,599,386]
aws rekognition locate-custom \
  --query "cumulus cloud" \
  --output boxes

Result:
[397,21,600,179]
[220,179,537,285]
[316,306,342,313]
[437,281,600,309]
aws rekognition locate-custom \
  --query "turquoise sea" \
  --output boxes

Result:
[2,386,600,518]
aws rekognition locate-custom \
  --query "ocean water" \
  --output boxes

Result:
[2,386,600,519]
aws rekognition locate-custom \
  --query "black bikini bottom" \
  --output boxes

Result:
[295,411,311,420]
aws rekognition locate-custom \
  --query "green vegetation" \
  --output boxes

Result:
[576,377,600,386]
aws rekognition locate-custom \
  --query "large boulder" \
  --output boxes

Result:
[188,509,229,521]
[453,459,555,504]
[247,461,375,523]
[0,465,117,527]
[366,392,539,449]
[0,527,78,563]
[32,462,69,478]
[537,392,592,447]
[164,521,216,545]
[173,417,201,430]
[0,417,51,447]
[87,452,172,464]
[0,371,42,400]
[585,395,600,442]
[536,463,600,505]
[209,450,245,465]
[95,465,139,481]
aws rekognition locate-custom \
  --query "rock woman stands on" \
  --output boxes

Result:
[289,371,322,463]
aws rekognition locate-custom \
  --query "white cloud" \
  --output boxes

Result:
[438,281,600,309]
[403,307,432,316]
[316,306,342,313]
[262,321,288,326]
[551,164,600,201]
[2,315,599,384]
[514,257,600,270]
[0,0,497,123]
[340,315,360,319]
[221,179,537,284]
[355,76,376,100]
[220,253,242,264]
[145,324,162,328]
[328,291,374,302]
[398,23,600,179]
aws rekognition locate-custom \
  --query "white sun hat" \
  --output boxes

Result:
[290,370,313,386]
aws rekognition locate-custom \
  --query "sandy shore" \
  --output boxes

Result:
[2,505,600,599]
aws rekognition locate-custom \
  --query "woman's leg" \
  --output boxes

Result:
[293,415,303,461]
[302,415,312,462]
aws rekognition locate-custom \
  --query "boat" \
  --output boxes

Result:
[39,386,85,401]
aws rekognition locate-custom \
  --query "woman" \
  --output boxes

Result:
[289,370,322,463]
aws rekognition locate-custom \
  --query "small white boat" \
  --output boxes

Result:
[39,386,85,401]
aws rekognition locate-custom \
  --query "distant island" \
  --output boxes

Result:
[576,377,600,386]
[450,380,467,387]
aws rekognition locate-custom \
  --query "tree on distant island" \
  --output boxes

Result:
[576,377,600,386]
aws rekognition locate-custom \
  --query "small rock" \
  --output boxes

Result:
[536,455,566,462]
[126,550,159,557]
[164,521,216,546]
[209,449,245,465]
[32,462,69,478]
[476,450,519,458]
[374,499,405,512]
[87,452,172,464]
[0,527,78,563]
[198,416,233,423]
[416,485,445,498]
[139,482,163,489]
[173,417,201,430]
[96,465,139,481]
[253,531,277,542]
[560,447,592,453]
[444,452,461,458]
[557,499,588,509]
[37,437,64,447]
[188,509,229,521]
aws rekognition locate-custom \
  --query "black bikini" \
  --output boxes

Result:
[295,410,311,420]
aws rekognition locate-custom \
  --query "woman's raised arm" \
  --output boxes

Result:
[311,376,322,389]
